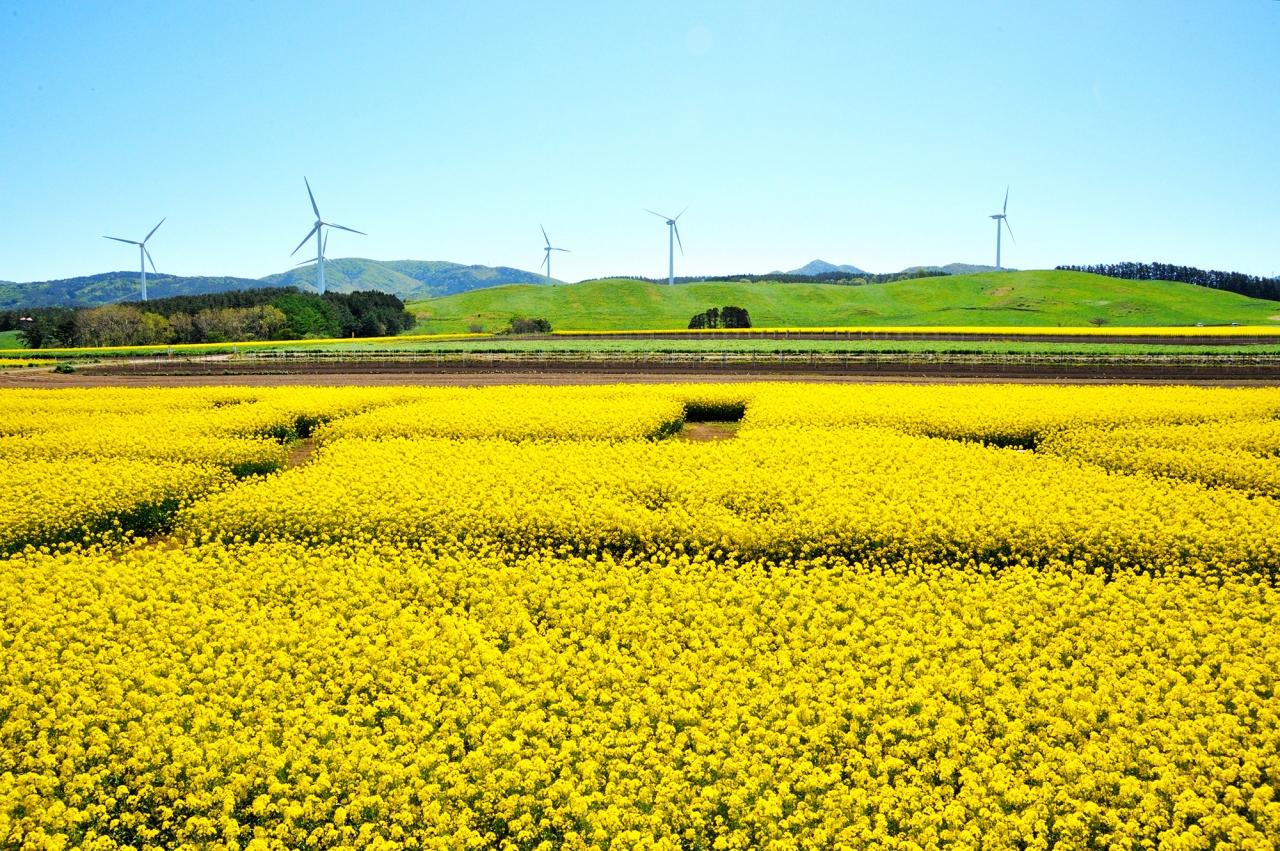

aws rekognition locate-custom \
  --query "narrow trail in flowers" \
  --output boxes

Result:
[285,437,317,469]
[675,421,741,442]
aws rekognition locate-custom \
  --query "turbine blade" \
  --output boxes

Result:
[552,247,570,252]
[144,247,157,273]
[291,224,320,256]
[1003,218,1016,244]
[645,209,670,220]
[674,223,684,255]
[294,258,317,268]
[103,236,140,245]
[144,217,165,243]
[540,253,548,271]
[674,206,688,221]
[323,231,329,257]
[541,224,549,246]
[1003,185,1009,214]
[305,177,320,219]
[325,223,366,235]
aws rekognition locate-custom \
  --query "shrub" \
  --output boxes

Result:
[502,316,552,335]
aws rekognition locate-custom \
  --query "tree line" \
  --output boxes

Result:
[1057,263,1280,302]
[2,288,415,348]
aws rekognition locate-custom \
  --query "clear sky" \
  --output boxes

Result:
[1,0,1277,283]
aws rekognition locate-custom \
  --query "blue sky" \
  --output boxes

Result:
[1,0,1277,283]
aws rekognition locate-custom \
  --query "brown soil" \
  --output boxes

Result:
[286,438,317,469]
[676,422,741,442]
[988,287,1013,297]
[3,369,1279,389]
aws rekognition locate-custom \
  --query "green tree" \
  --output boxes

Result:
[271,293,341,338]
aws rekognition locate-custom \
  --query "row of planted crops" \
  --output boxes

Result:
[2,383,1279,849]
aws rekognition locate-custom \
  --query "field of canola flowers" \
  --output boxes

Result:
[2,383,1279,850]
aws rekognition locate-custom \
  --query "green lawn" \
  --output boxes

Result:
[406,271,1280,333]
[0,330,22,349]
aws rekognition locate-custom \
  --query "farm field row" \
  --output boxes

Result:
[2,383,1279,848]
[11,335,1280,368]
[217,338,1280,356]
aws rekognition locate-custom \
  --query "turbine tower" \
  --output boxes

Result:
[540,225,569,284]
[990,186,1015,270]
[646,207,686,285]
[290,177,365,295]
[103,218,164,301]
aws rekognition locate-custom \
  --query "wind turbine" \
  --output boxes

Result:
[103,218,164,301]
[290,177,365,295]
[540,225,569,284]
[646,207,686,285]
[990,186,1015,270]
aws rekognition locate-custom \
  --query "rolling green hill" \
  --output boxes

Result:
[407,270,1280,333]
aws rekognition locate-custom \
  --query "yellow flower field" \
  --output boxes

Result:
[2,383,1279,849]
[0,457,231,554]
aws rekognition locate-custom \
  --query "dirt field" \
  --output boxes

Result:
[553,330,1280,346]
[4,368,1279,389]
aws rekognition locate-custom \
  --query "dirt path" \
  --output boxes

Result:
[676,422,741,442]
[285,438,317,469]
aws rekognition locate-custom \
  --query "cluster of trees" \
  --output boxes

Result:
[689,306,752,329]
[9,288,416,348]
[1058,263,1280,302]
[0,311,32,332]
[500,316,552,334]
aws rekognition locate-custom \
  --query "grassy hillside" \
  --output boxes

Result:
[407,270,1280,333]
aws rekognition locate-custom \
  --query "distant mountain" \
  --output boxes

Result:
[381,260,551,296]
[259,259,424,298]
[0,272,267,311]
[773,261,1008,278]
[259,259,553,298]
[899,263,1009,276]
[0,259,552,310]
[783,259,868,276]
